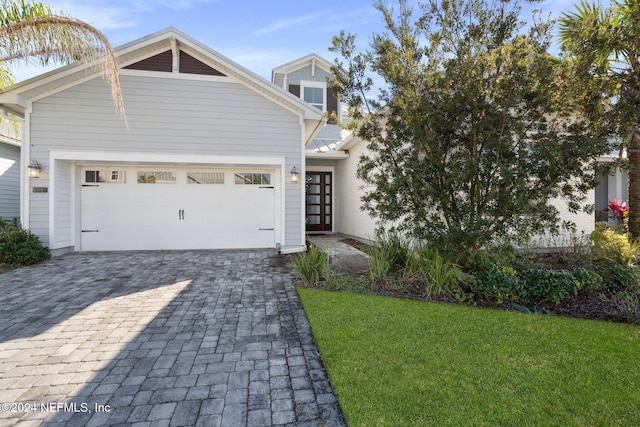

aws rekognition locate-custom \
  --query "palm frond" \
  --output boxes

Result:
[0,2,125,122]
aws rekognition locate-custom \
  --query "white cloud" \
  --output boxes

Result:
[254,9,338,37]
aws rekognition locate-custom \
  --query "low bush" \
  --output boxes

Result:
[0,219,50,266]
[590,223,640,265]
[598,264,640,291]
[470,265,524,303]
[290,244,329,285]
[518,268,578,304]
[572,267,603,294]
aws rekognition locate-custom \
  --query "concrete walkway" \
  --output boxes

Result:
[0,250,345,426]
[307,235,370,275]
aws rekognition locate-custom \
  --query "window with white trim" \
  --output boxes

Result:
[301,80,326,112]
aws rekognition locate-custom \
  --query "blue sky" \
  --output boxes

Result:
[13,0,577,83]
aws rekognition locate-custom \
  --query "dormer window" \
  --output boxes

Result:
[301,80,326,112]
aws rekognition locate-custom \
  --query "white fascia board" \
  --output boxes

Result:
[305,151,349,160]
[49,150,286,167]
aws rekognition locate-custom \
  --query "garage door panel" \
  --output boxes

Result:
[80,167,277,251]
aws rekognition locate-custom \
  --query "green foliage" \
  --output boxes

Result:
[0,218,50,265]
[590,222,640,265]
[368,242,394,282]
[471,265,524,304]
[598,264,640,291]
[415,249,461,298]
[368,231,414,281]
[517,268,579,304]
[375,230,413,272]
[290,244,330,285]
[330,0,611,260]
[572,267,603,294]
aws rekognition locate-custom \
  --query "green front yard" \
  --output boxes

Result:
[299,289,640,426]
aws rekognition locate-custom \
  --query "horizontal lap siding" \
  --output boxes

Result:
[29,75,304,247]
[0,143,20,220]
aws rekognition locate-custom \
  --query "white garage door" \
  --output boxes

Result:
[80,167,276,251]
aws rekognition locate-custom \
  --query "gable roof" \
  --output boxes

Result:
[271,53,333,87]
[0,27,324,137]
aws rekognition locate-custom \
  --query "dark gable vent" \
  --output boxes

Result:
[179,51,225,76]
[124,50,172,72]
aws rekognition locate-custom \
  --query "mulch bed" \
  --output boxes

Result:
[336,238,637,325]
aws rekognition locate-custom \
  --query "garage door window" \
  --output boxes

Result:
[137,171,176,184]
[187,171,224,184]
[235,172,271,185]
[85,169,126,183]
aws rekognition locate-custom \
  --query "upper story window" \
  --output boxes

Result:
[301,80,326,112]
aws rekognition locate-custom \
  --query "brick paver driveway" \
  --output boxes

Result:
[0,250,345,426]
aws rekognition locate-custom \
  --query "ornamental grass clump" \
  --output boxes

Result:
[290,244,330,285]
[415,248,461,298]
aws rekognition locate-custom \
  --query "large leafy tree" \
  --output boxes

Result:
[559,0,640,239]
[331,0,612,261]
[0,0,124,117]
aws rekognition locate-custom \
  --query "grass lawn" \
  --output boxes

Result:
[298,289,640,427]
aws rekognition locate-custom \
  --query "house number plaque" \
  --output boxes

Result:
[32,187,48,193]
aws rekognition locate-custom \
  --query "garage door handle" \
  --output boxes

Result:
[178,209,184,220]
[259,228,274,231]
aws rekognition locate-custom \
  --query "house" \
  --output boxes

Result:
[0,113,21,220]
[0,28,324,255]
[0,28,612,256]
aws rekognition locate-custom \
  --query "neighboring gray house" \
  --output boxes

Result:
[0,114,21,220]
[0,28,323,255]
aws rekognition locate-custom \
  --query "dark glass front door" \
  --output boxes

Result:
[306,172,332,232]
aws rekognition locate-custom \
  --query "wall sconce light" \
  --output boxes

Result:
[27,160,42,178]
[290,166,299,183]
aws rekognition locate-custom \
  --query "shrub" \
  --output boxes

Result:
[572,267,603,294]
[598,264,640,291]
[415,249,461,298]
[290,244,330,285]
[590,223,640,265]
[471,265,524,303]
[518,268,578,304]
[0,221,50,266]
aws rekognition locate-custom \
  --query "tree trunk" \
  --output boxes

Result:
[627,128,640,241]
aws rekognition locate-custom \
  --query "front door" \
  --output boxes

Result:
[306,172,332,232]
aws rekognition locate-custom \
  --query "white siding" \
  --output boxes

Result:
[335,138,379,241]
[29,74,304,248]
[335,137,596,248]
[0,142,20,220]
